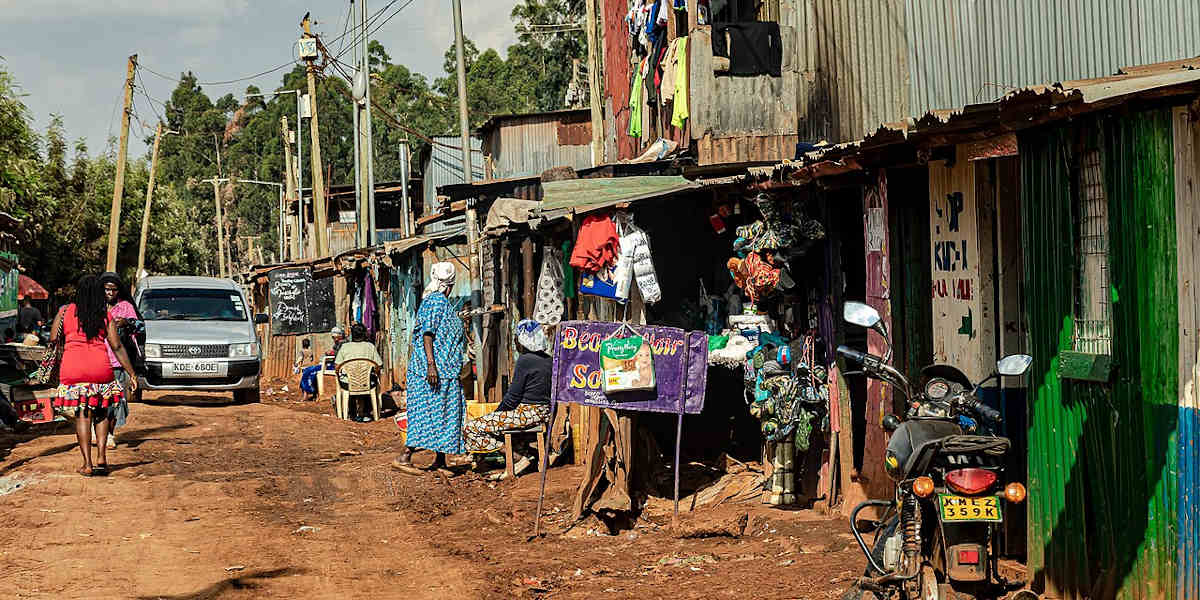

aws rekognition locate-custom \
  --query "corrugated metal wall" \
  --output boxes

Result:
[421,136,483,214]
[906,0,1200,119]
[1020,109,1180,600]
[793,0,1200,143]
[798,0,910,143]
[1173,106,1200,600]
[484,113,593,180]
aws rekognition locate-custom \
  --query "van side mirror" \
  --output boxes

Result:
[254,314,270,325]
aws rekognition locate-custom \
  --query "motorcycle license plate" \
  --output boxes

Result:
[938,494,1002,522]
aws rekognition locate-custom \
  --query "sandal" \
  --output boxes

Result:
[91,465,110,477]
[78,466,94,477]
[390,458,425,476]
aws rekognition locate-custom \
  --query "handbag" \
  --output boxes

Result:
[27,307,65,386]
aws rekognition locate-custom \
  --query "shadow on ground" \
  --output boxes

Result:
[135,567,306,600]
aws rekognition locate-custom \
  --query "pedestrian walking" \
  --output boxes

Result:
[49,275,139,477]
[97,271,140,448]
[393,262,465,475]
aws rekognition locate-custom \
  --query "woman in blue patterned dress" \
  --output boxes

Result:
[393,262,465,475]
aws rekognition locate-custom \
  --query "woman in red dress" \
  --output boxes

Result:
[49,275,139,476]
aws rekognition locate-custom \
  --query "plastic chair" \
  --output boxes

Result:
[334,358,381,421]
[316,354,336,399]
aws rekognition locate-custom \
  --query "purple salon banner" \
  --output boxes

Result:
[551,320,708,415]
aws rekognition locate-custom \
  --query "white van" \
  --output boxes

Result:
[134,276,266,403]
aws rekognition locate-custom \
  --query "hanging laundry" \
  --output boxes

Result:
[670,37,689,128]
[363,271,377,337]
[628,58,646,138]
[727,252,781,304]
[661,37,683,102]
[534,245,566,325]
[569,213,620,272]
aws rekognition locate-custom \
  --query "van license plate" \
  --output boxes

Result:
[164,362,227,378]
[938,494,1002,522]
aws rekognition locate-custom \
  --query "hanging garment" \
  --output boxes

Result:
[628,58,646,138]
[661,38,683,102]
[534,245,566,325]
[671,37,689,128]
[613,213,662,304]
[569,213,620,272]
[711,22,783,77]
[561,240,576,299]
[728,252,781,304]
[363,271,377,337]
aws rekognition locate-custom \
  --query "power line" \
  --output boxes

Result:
[140,60,299,87]
[331,0,419,61]
[135,69,164,124]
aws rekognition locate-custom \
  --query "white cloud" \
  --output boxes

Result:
[0,0,250,22]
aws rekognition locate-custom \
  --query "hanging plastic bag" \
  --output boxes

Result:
[599,329,656,394]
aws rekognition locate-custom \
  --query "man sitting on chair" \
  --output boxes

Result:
[462,319,552,476]
[334,323,383,422]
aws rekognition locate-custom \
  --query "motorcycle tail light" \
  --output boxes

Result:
[958,550,980,564]
[1004,482,1027,503]
[945,468,997,495]
[912,476,935,497]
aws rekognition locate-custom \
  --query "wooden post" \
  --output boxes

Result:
[135,121,164,280]
[584,0,603,166]
[281,116,297,261]
[105,54,137,272]
[227,176,237,274]
[303,15,329,257]
[211,179,226,277]
[521,237,536,317]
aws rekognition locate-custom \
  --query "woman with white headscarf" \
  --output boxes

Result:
[460,319,552,476]
[393,262,466,475]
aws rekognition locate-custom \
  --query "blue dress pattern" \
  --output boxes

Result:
[405,292,466,454]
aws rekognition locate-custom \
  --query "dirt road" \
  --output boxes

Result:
[0,392,862,599]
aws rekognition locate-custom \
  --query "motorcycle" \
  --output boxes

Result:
[837,301,1035,600]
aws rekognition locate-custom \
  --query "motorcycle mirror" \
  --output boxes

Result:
[881,414,902,433]
[843,302,880,328]
[997,354,1034,376]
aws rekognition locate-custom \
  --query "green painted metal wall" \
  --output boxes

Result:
[1020,108,1179,600]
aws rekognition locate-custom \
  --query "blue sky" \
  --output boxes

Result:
[0,0,520,157]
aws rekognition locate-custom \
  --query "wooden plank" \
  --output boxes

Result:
[1174,106,1200,396]
[857,169,893,503]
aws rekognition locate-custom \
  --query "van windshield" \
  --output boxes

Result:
[139,288,249,322]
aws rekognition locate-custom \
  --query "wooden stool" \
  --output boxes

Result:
[502,424,546,479]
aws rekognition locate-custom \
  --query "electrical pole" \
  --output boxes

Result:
[281,116,297,261]
[210,179,226,277]
[584,0,603,166]
[301,15,329,257]
[105,54,137,272]
[453,0,483,400]
[399,141,412,237]
[227,176,237,274]
[353,0,377,248]
[136,121,171,281]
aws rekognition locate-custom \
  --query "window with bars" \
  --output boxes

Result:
[1073,149,1112,356]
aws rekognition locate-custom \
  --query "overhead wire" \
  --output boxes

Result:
[139,60,298,87]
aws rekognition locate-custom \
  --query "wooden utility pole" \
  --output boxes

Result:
[136,121,166,280]
[584,0,603,166]
[227,176,237,274]
[281,116,297,261]
[105,54,137,272]
[453,0,484,402]
[302,15,329,257]
[210,179,226,277]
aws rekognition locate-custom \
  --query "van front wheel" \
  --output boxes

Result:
[234,388,260,404]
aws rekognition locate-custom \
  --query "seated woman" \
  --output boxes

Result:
[333,322,383,422]
[462,319,551,475]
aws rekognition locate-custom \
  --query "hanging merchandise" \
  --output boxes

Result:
[727,252,781,304]
[363,270,377,337]
[600,326,656,393]
[628,58,647,138]
[560,240,576,299]
[533,245,566,325]
[569,213,620,272]
[579,265,624,302]
[613,212,661,304]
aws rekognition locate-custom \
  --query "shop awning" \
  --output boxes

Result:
[533,176,700,222]
[18,274,48,300]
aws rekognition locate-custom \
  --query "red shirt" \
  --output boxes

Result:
[59,305,115,386]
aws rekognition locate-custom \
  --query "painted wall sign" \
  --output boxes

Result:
[929,155,995,382]
[551,320,708,414]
